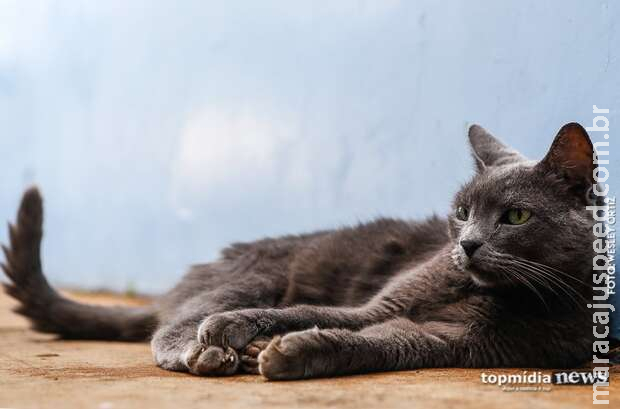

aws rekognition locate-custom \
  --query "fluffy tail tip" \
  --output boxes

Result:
[18,186,43,230]
[1,185,45,291]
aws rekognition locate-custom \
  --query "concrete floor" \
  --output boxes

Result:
[0,290,614,409]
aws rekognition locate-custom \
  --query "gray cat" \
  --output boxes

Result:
[2,123,597,380]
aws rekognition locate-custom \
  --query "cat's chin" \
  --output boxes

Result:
[469,271,496,288]
[467,265,514,289]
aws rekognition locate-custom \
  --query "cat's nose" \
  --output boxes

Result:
[460,240,482,258]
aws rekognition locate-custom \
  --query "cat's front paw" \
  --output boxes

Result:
[183,340,239,376]
[258,329,322,380]
[197,311,262,350]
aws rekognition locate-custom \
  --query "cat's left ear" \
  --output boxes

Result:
[468,124,526,172]
[536,122,595,188]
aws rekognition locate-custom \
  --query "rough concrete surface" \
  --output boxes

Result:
[0,291,615,409]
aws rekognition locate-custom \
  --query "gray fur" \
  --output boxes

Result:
[2,122,598,379]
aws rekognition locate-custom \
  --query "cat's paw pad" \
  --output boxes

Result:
[240,336,271,374]
[183,342,239,376]
[258,333,311,380]
[197,311,260,350]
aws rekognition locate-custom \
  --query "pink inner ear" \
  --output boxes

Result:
[557,132,592,168]
[545,123,595,184]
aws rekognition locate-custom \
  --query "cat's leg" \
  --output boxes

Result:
[256,318,461,380]
[254,315,588,379]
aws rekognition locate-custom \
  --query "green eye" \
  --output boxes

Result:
[456,206,469,221]
[505,208,531,225]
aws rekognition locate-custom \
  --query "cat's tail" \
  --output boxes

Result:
[1,187,158,341]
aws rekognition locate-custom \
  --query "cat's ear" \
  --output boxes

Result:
[536,122,595,187]
[468,124,526,172]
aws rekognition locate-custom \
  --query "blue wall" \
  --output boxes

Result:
[0,1,618,299]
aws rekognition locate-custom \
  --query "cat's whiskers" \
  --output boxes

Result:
[511,263,580,308]
[507,256,589,307]
[519,258,589,286]
[487,250,588,311]
[511,263,562,298]
[487,254,549,309]
[496,263,550,311]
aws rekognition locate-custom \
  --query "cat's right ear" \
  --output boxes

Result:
[468,124,526,172]
[536,122,595,188]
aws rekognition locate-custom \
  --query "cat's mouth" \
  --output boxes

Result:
[450,246,504,287]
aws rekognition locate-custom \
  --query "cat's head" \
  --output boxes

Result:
[449,123,598,290]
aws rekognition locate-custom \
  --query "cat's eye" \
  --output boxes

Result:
[503,208,531,225]
[455,206,469,221]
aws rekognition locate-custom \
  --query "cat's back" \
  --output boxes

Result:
[282,216,450,306]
